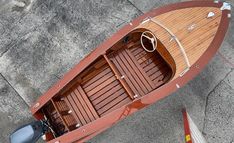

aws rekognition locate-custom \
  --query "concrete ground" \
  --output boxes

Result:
[0,0,233,143]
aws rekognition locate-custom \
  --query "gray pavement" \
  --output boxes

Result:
[0,74,32,142]
[0,0,233,143]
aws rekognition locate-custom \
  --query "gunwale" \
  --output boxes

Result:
[30,1,230,143]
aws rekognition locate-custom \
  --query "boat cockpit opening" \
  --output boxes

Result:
[36,28,176,141]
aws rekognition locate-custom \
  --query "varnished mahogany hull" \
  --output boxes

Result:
[30,1,230,143]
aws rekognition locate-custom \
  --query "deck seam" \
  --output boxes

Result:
[95,88,125,109]
[202,69,233,133]
[126,0,144,14]
[113,52,144,95]
[89,80,118,101]
[0,73,30,107]
[92,84,122,105]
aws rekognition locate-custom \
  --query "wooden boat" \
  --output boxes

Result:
[30,1,231,143]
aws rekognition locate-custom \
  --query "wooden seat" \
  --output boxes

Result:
[63,85,99,126]
[108,48,156,97]
[50,44,171,131]
[43,102,72,134]
[81,58,132,116]
[129,44,172,87]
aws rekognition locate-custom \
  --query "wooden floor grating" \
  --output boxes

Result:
[108,48,157,97]
[129,44,172,85]
[62,85,99,126]
[45,44,172,130]
[81,57,132,117]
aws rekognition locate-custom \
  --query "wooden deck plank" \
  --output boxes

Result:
[139,54,161,67]
[140,54,161,67]
[77,85,99,119]
[66,94,86,125]
[131,46,144,56]
[93,58,107,69]
[135,50,150,60]
[70,92,91,124]
[154,8,208,40]
[146,63,165,77]
[174,33,216,66]
[144,8,209,42]
[158,8,217,42]
[111,53,144,96]
[133,49,146,59]
[85,76,117,96]
[150,67,168,81]
[152,75,166,87]
[170,22,219,60]
[83,72,114,92]
[92,84,123,105]
[95,88,126,110]
[162,72,172,83]
[119,50,149,94]
[103,54,135,99]
[152,73,164,82]
[130,46,140,53]
[88,80,119,100]
[82,67,112,88]
[73,88,95,122]
[125,49,156,89]
[126,40,141,49]
[97,93,129,115]
[79,58,106,79]
[81,64,109,84]
[142,59,163,71]
[63,97,82,126]
[63,115,76,128]
[143,59,163,73]
[100,95,132,116]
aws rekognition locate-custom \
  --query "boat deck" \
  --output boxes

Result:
[43,42,172,135]
[138,7,222,78]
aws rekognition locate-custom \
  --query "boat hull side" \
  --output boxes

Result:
[30,1,230,142]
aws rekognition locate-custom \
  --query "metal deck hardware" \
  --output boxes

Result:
[220,2,231,11]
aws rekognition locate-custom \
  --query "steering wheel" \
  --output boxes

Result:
[140,31,157,53]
